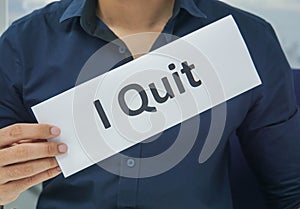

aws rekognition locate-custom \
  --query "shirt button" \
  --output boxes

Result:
[126,159,135,167]
[119,45,126,54]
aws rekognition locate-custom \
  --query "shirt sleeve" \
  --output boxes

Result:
[0,28,32,129]
[237,22,300,209]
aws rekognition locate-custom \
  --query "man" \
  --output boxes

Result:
[0,0,299,208]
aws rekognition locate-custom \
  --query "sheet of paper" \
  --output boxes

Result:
[32,16,261,177]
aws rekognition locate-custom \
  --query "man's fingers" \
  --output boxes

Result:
[0,142,67,166]
[14,167,61,192]
[0,167,61,205]
[0,123,64,206]
[0,124,60,147]
[0,158,59,184]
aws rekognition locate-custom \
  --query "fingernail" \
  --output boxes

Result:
[51,127,61,136]
[56,167,62,172]
[58,144,68,153]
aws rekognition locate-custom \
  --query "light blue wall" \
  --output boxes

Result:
[4,185,42,209]
[0,0,8,34]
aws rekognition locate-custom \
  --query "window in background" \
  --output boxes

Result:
[4,0,300,68]
[221,0,300,68]
[0,0,8,34]
[8,0,57,24]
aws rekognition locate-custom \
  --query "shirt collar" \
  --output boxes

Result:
[60,0,207,23]
[59,0,86,23]
[176,0,207,19]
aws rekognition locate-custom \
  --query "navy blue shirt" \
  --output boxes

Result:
[0,0,300,209]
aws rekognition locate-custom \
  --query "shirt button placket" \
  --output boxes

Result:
[117,156,141,209]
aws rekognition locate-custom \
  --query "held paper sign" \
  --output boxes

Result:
[32,16,261,177]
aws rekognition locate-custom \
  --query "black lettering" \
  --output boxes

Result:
[94,100,111,129]
[181,61,202,87]
[149,77,174,103]
[118,84,157,116]
[168,63,185,94]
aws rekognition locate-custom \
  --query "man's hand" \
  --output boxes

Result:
[0,124,67,205]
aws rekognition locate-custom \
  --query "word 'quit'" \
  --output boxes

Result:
[94,61,202,129]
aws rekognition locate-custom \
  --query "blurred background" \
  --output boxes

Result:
[0,0,299,208]
[1,0,299,68]
[222,0,300,69]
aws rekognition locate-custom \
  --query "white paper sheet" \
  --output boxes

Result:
[32,16,261,177]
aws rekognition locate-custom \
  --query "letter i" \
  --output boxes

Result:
[94,100,111,129]
[169,63,185,94]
